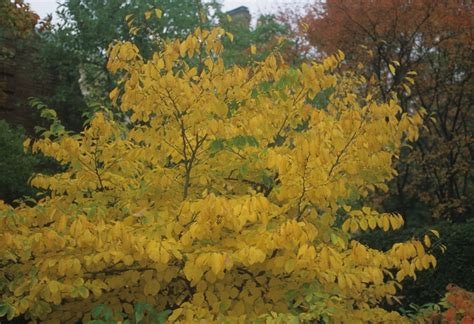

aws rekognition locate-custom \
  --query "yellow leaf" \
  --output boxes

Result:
[209,253,223,275]
[405,76,415,84]
[342,220,350,232]
[250,44,256,55]
[337,273,346,289]
[155,8,162,18]
[368,216,377,230]
[56,214,67,232]
[23,138,31,152]
[109,87,119,102]
[423,235,431,248]
[382,216,390,231]
[168,308,183,322]
[350,219,359,233]
[396,270,405,282]
[179,41,187,57]
[429,229,440,238]
[248,248,265,265]
[388,64,396,75]
[389,215,399,230]
[144,280,161,296]
[359,218,368,231]
[123,255,134,266]
[284,259,296,273]
[403,83,411,95]
[48,281,60,294]
[193,292,205,305]
[421,255,431,269]
[78,287,89,299]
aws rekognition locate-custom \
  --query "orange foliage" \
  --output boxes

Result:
[303,0,472,59]
[426,285,474,324]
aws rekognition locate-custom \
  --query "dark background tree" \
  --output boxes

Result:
[0,120,37,203]
[52,0,221,104]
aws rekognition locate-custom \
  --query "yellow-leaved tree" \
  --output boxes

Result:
[1,26,434,323]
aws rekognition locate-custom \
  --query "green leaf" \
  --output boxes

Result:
[311,86,335,110]
[239,163,249,176]
[230,135,247,149]
[78,286,90,298]
[0,303,10,317]
[261,174,274,187]
[209,139,225,156]
[229,136,259,149]
[227,100,243,117]
[6,305,16,321]
[286,290,298,301]
[102,308,113,321]
[40,108,58,120]
[247,136,259,147]
[91,304,106,319]
[259,81,272,94]
[70,287,79,298]
[251,88,259,99]
[133,302,146,323]
[156,309,172,324]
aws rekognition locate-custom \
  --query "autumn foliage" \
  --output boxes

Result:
[0,0,40,39]
[442,285,474,324]
[0,24,437,322]
[419,285,474,324]
[302,0,473,220]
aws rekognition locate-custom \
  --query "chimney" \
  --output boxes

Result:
[225,6,251,28]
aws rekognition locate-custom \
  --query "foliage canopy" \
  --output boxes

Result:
[0,121,37,203]
[0,26,435,322]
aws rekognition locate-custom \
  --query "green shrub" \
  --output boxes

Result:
[0,120,36,203]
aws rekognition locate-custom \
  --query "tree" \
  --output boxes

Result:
[0,26,435,322]
[0,120,37,203]
[1,0,40,118]
[34,30,89,132]
[0,0,39,41]
[219,13,300,67]
[53,0,221,103]
[302,0,473,221]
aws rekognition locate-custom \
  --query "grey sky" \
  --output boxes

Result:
[27,0,310,22]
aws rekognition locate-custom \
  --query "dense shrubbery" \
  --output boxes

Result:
[0,120,36,203]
